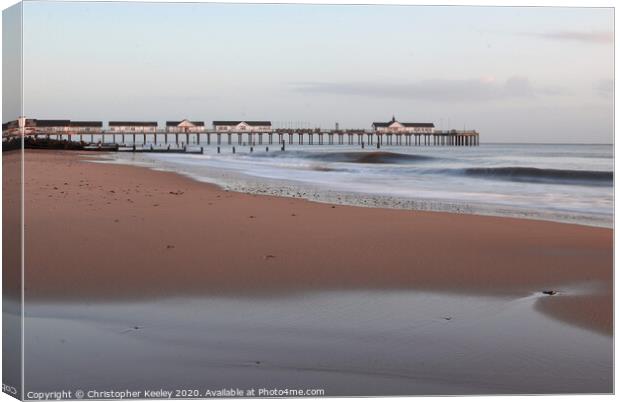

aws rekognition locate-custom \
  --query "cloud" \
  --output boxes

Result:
[290,76,564,102]
[522,30,613,44]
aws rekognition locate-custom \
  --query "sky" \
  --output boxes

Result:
[6,1,615,142]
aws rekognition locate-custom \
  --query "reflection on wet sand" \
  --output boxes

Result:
[25,290,611,395]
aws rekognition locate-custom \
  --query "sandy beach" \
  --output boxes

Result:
[22,150,612,334]
[12,149,613,395]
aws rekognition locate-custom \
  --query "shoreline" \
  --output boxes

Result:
[101,150,613,229]
[21,150,613,334]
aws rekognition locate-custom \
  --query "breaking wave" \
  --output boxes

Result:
[306,151,438,164]
[464,167,613,185]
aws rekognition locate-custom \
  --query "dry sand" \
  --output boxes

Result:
[19,150,613,334]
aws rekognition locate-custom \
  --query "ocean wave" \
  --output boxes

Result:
[248,150,438,164]
[309,165,349,172]
[464,167,613,185]
[306,151,438,164]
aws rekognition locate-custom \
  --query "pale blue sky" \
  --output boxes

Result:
[13,1,615,142]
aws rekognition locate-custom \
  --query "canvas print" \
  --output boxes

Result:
[2,1,614,399]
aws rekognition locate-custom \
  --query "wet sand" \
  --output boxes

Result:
[23,292,612,394]
[23,150,612,334]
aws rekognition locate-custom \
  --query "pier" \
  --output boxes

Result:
[3,117,480,152]
[6,128,480,149]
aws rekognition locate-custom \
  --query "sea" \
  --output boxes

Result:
[104,143,613,227]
